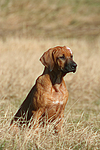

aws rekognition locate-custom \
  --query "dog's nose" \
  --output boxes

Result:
[71,62,77,69]
[71,62,77,73]
[73,62,77,68]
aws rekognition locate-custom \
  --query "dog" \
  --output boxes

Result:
[10,46,77,133]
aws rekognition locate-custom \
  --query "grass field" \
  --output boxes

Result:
[0,37,100,149]
[0,0,100,149]
[0,0,100,39]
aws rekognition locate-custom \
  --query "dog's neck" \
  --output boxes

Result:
[43,67,66,85]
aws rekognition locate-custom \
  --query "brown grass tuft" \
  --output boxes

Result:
[0,37,100,149]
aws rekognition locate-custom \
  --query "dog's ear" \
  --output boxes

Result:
[40,48,55,71]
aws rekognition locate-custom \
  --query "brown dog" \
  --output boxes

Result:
[11,46,77,132]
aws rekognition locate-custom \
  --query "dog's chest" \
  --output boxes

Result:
[51,83,68,106]
[35,75,68,109]
[43,83,68,119]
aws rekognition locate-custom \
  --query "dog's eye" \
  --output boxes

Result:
[71,55,73,59]
[59,54,65,59]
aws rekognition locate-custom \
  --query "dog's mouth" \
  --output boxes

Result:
[72,68,76,73]
[63,67,76,73]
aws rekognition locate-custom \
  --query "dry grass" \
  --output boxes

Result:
[0,37,100,149]
[0,0,100,39]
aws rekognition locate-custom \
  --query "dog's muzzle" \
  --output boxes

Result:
[63,60,77,73]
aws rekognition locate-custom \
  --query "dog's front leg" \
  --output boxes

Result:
[54,110,64,134]
[29,107,45,129]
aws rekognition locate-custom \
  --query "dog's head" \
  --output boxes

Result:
[40,46,77,74]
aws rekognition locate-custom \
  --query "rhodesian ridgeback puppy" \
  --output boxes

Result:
[11,46,77,133]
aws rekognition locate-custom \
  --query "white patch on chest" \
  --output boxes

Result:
[52,100,63,105]
[66,47,73,54]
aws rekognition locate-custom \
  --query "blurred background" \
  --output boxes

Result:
[0,0,100,149]
[0,0,100,39]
